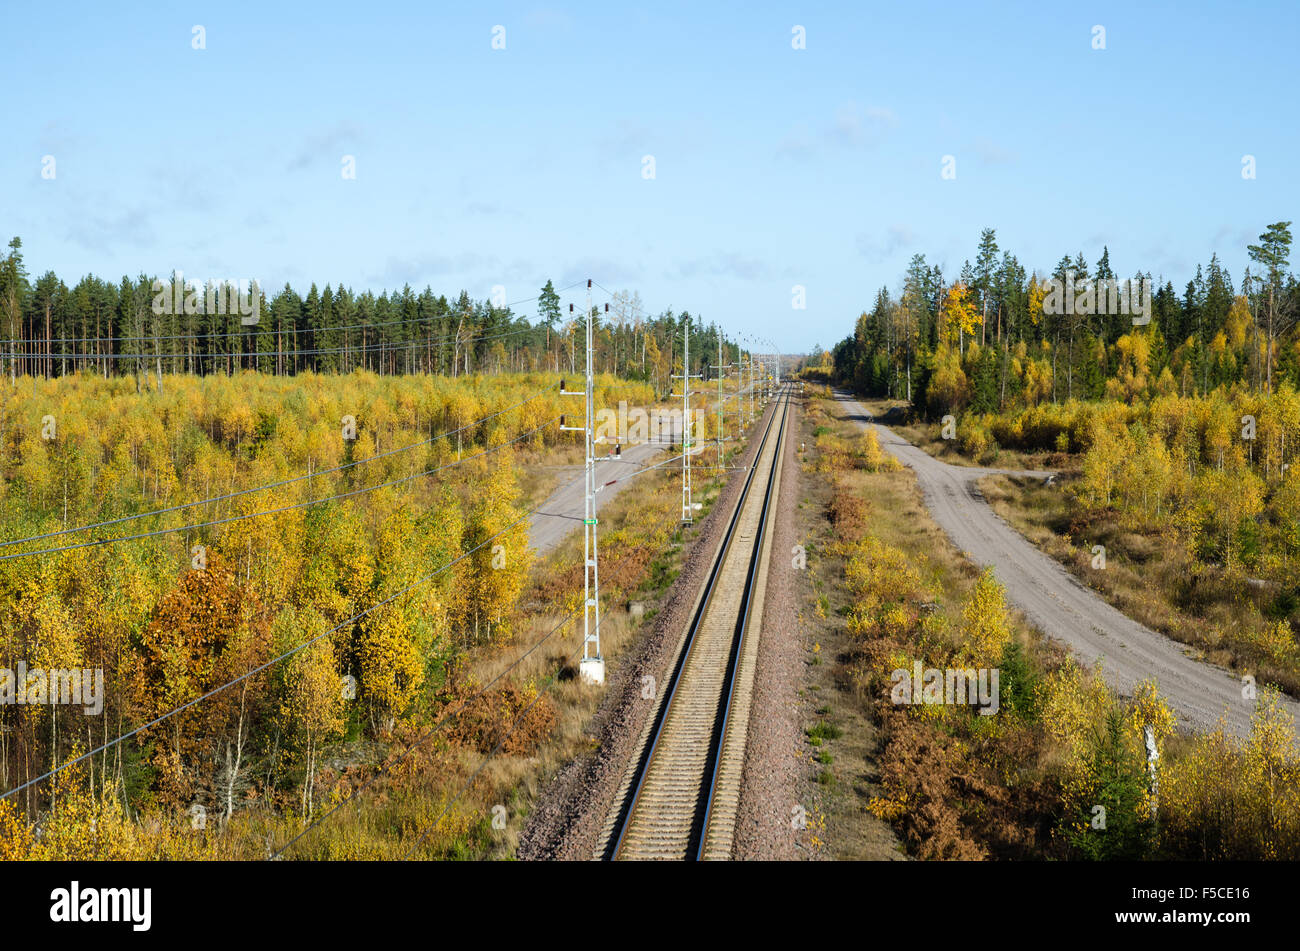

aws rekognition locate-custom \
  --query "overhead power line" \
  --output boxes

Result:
[270,601,586,859]
[20,281,588,347]
[0,503,542,805]
[0,418,557,562]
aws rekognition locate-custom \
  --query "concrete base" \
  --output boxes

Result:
[579,656,606,686]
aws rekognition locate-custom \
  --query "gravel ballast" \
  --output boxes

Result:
[517,397,783,861]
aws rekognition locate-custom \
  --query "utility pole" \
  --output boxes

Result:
[709,327,731,473]
[673,315,702,522]
[560,281,604,685]
[747,348,755,424]
[739,342,747,429]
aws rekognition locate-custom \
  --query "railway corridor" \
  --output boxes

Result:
[600,385,791,860]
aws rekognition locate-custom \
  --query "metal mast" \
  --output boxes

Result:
[673,315,702,522]
[709,327,731,473]
[747,347,755,424]
[560,281,604,684]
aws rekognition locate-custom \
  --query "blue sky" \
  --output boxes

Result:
[2,0,1296,352]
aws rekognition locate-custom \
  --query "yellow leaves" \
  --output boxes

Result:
[1115,427,1176,519]
[1224,295,1254,350]
[1194,465,1265,566]
[1244,688,1300,776]
[1079,418,1134,507]
[1153,692,1300,859]
[0,797,32,859]
[940,282,981,346]
[879,603,912,641]
[859,427,900,472]
[1272,467,1300,548]
[23,758,137,860]
[1154,365,1177,397]
[867,791,909,821]
[926,344,970,414]
[357,603,424,729]
[459,451,531,642]
[812,431,854,472]
[1128,678,1176,744]
[282,626,344,746]
[1022,356,1054,405]
[1104,331,1153,402]
[959,568,1011,667]
[958,420,997,463]
[843,535,924,610]
[1038,659,1113,767]
[1242,619,1298,666]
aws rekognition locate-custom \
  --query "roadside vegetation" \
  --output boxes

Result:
[794,383,1300,860]
[820,224,1300,702]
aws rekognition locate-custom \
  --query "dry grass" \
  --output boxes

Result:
[800,393,1075,860]
[983,472,1300,698]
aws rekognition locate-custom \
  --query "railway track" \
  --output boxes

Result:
[600,383,791,860]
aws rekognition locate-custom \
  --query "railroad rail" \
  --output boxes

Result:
[600,383,791,860]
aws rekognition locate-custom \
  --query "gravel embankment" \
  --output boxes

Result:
[732,396,805,860]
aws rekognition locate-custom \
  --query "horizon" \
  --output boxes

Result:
[4,0,1296,351]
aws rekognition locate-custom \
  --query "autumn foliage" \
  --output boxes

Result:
[0,370,658,853]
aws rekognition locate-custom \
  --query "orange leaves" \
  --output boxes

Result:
[128,555,271,804]
[443,678,556,756]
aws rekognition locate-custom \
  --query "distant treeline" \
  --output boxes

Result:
[830,224,1299,415]
[0,237,742,395]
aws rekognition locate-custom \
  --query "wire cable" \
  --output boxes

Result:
[0,418,556,562]
[0,503,542,804]
[269,602,584,859]
[399,632,590,860]
[21,281,588,347]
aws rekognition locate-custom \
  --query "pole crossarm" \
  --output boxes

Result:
[560,281,607,682]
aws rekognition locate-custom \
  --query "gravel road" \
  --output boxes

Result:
[833,390,1300,740]
[527,441,669,554]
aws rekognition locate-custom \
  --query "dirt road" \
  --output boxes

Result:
[527,441,672,554]
[834,390,1298,739]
